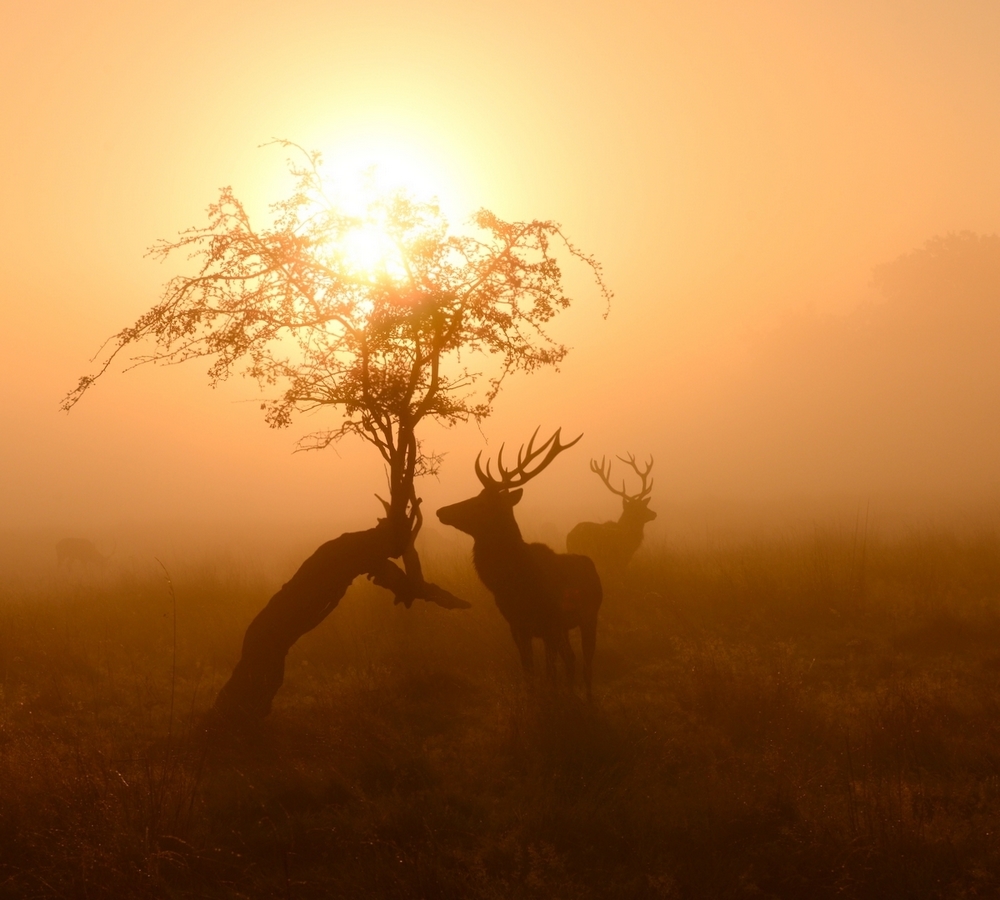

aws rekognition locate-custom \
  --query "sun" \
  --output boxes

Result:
[321,188,411,285]
[311,142,450,283]
[324,141,447,212]
[339,223,397,278]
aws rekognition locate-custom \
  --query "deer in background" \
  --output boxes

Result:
[566,454,656,584]
[436,428,603,699]
[56,538,111,568]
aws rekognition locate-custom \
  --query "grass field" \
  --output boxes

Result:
[2,526,1000,898]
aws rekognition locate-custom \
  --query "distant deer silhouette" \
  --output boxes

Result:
[56,538,111,568]
[566,454,655,583]
[436,428,603,699]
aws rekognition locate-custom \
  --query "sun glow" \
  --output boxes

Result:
[309,143,451,284]
[323,141,450,213]
[337,219,402,281]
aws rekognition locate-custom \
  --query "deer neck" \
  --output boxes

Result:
[471,515,525,586]
[617,508,648,544]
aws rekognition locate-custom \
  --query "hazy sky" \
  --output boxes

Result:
[2,1,999,546]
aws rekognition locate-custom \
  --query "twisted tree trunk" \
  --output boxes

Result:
[211,521,467,727]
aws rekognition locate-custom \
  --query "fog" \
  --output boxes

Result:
[2,1,999,567]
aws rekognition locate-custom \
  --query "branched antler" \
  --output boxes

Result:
[475,427,582,490]
[590,453,654,501]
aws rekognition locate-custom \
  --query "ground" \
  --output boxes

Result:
[2,527,1000,898]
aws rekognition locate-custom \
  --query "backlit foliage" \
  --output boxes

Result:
[63,142,610,516]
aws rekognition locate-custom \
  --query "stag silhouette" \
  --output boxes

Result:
[436,428,603,699]
[56,538,111,568]
[566,454,655,584]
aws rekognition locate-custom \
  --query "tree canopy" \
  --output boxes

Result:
[64,142,611,535]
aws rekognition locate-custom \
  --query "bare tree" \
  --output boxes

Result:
[566,454,655,584]
[436,429,603,700]
[63,142,610,724]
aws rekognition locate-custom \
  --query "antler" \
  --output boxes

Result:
[589,456,629,499]
[590,453,654,500]
[475,427,583,490]
[618,453,654,499]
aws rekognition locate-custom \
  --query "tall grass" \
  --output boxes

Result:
[1,528,999,897]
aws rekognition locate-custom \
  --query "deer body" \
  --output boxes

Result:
[566,505,653,577]
[567,454,655,583]
[437,429,602,698]
[56,538,110,568]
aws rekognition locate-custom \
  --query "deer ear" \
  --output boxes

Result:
[506,489,524,506]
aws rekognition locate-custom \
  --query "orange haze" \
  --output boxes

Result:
[2,1,999,562]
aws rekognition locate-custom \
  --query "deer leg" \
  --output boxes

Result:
[558,631,576,692]
[511,626,534,679]
[580,618,597,702]
[543,637,559,683]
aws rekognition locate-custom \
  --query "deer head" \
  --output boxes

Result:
[437,428,582,539]
[590,453,657,524]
